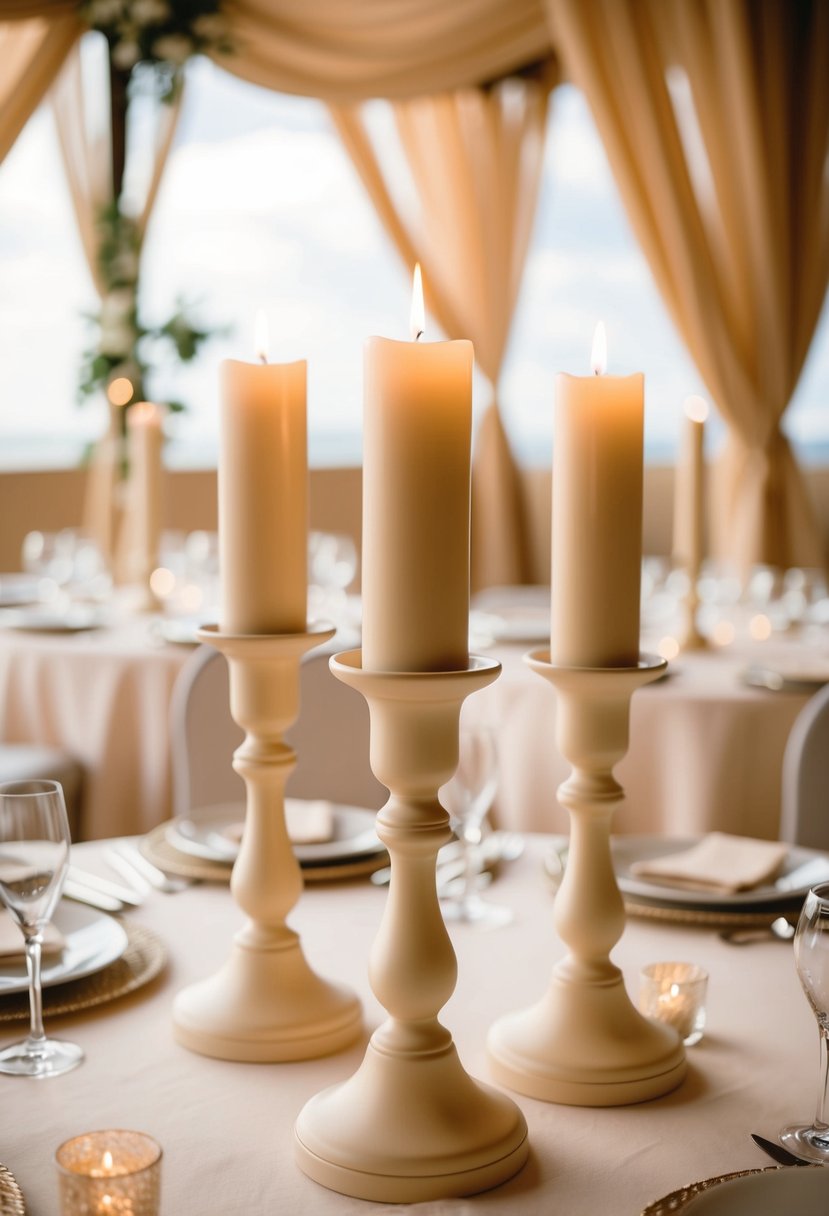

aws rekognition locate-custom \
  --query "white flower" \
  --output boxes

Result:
[99,321,137,357]
[131,0,170,24]
[112,39,141,69]
[151,33,192,64]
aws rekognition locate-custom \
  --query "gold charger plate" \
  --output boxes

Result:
[622,899,800,929]
[641,1167,769,1214]
[0,1164,25,1216]
[140,822,388,884]
[0,923,165,1024]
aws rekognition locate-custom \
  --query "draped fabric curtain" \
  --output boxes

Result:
[331,67,555,588]
[49,42,182,565]
[0,11,80,164]
[548,0,829,573]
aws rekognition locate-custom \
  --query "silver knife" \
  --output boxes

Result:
[751,1133,808,1167]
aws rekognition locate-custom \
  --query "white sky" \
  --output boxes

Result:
[0,53,826,466]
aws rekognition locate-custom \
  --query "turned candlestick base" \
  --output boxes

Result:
[294,650,528,1202]
[678,578,708,651]
[487,651,686,1106]
[172,624,362,1063]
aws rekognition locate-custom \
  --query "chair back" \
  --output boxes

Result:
[780,682,829,849]
[169,641,384,816]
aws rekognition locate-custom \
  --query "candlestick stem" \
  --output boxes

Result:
[295,650,528,1202]
[487,651,686,1106]
[172,623,362,1062]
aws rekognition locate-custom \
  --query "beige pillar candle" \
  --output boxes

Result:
[218,316,307,635]
[126,400,165,586]
[551,323,644,668]
[362,267,473,672]
[672,395,708,576]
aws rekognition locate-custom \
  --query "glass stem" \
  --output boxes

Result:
[24,931,46,1045]
[815,1025,829,1132]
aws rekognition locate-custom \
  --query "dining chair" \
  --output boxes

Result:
[779,682,829,850]
[168,640,385,816]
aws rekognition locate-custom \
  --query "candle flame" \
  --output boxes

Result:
[410,263,425,342]
[254,310,269,364]
[591,322,607,376]
[102,1151,113,1172]
[683,394,709,423]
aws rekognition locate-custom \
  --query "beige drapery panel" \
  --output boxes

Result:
[218,0,550,102]
[49,43,182,563]
[0,12,80,164]
[548,0,829,572]
[331,69,555,588]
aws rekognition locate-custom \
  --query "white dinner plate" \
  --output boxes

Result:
[612,836,829,909]
[741,662,829,694]
[682,1166,828,1214]
[0,605,105,633]
[166,801,382,867]
[0,901,128,996]
[0,574,40,609]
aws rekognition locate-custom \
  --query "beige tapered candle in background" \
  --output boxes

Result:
[672,395,708,577]
[126,401,165,588]
[219,313,307,635]
[362,266,473,672]
[551,323,644,668]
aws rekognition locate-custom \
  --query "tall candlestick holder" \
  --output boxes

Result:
[172,623,362,1062]
[294,649,529,1203]
[487,651,686,1106]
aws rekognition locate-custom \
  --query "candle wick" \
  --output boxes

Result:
[258,354,268,366]
[414,329,424,343]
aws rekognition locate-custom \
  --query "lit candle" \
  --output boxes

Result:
[551,323,644,667]
[218,312,307,635]
[362,266,472,671]
[126,401,165,589]
[672,394,708,579]
[55,1130,162,1215]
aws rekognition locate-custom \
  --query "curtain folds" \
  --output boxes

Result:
[218,0,551,102]
[331,68,555,588]
[548,0,829,572]
[0,14,80,164]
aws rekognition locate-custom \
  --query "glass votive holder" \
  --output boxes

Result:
[639,962,708,1046]
[55,1130,162,1215]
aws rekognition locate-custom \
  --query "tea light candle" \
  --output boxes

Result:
[55,1130,162,1215]
[639,962,708,1046]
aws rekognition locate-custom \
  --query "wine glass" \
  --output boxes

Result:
[439,726,512,928]
[0,780,84,1077]
[780,881,829,1162]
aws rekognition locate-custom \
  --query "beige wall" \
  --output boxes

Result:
[1,463,827,582]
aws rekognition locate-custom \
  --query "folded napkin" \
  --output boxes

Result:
[629,832,789,894]
[219,800,336,848]
[0,910,65,961]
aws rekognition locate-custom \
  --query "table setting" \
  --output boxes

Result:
[1,287,829,1215]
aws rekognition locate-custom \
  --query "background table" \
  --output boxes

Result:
[0,835,815,1214]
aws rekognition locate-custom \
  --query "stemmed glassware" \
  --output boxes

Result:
[0,780,84,1077]
[439,725,512,928]
[781,881,829,1162]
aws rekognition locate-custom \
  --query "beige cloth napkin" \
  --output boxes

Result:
[220,800,336,848]
[0,910,65,961]
[629,832,789,894]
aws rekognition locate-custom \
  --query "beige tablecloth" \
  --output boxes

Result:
[0,835,815,1215]
[0,605,821,842]
[470,640,818,840]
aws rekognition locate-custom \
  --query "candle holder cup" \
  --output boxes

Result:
[294,649,529,1203]
[487,650,686,1106]
[172,623,362,1062]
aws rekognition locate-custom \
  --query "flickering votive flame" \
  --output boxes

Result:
[102,1151,113,1173]
[684,394,709,424]
[410,263,425,342]
[254,310,269,364]
[591,322,607,376]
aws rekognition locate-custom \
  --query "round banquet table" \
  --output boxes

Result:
[0,835,817,1214]
[470,636,823,840]
[0,600,824,842]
